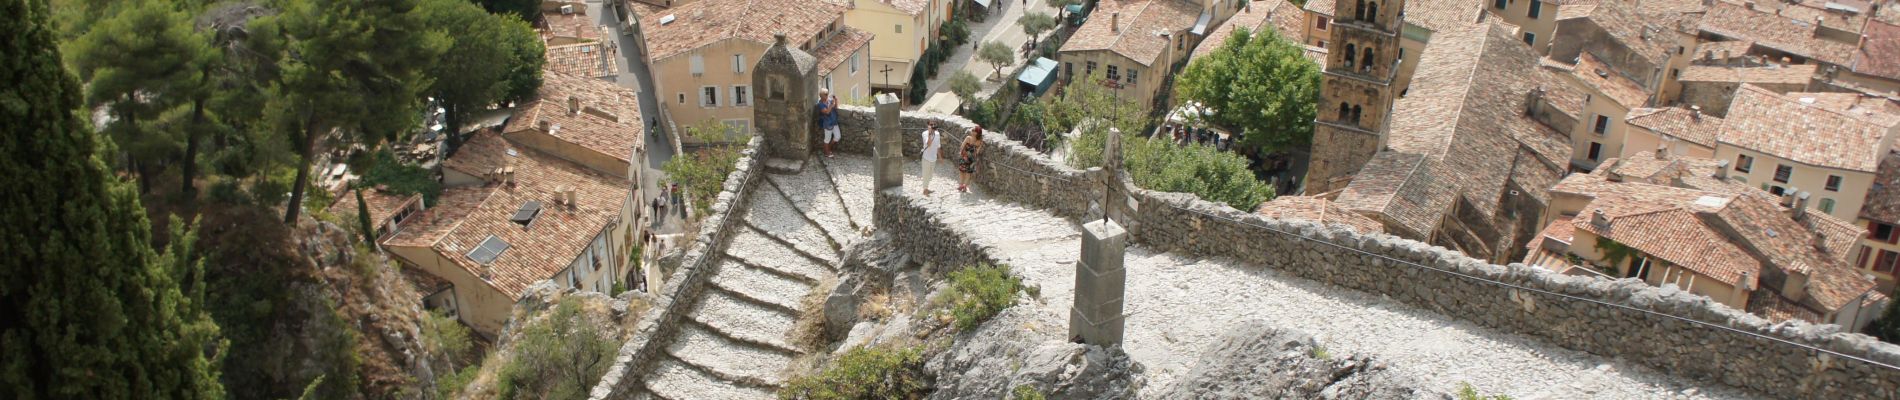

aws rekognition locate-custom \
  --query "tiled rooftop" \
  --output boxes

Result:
[1626,107,1725,148]
[1192,0,1307,61]
[1718,84,1899,173]
[545,42,619,79]
[1400,0,1484,32]
[383,132,631,300]
[1336,152,1454,238]
[1703,186,1871,310]
[810,26,873,73]
[1254,195,1385,234]
[1697,0,1858,65]
[500,70,644,169]
[1556,0,1673,69]
[638,0,846,62]
[1301,0,1334,17]
[1692,40,1755,60]
[1676,63,1817,85]
[543,7,602,42]
[1059,0,1203,66]
[327,188,421,227]
[1567,52,1651,108]
[877,0,929,15]
[1864,147,1900,223]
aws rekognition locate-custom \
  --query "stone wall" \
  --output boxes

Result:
[853,109,1900,399]
[835,107,1104,220]
[589,137,765,400]
[873,188,1002,274]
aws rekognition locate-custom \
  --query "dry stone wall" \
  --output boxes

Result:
[590,137,764,400]
[846,108,1900,399]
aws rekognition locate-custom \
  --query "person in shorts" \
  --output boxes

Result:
[816,88,841,158]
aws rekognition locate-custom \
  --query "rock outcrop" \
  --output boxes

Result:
[1159,320,1432,399]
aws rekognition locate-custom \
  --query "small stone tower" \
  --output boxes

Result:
[1303,0,1405,194]
[753,33,819,164]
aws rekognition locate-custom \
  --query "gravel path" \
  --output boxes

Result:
[815,154,1764,399]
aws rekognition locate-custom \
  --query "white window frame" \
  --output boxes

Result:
[701,85,719,107]
[733,54,746,73]
[849,53,860,75]
[733,85,751,107]
[690,55,705,75]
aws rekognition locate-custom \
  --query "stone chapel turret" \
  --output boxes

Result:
[753,33,819,164]
[1303,0,1405,194]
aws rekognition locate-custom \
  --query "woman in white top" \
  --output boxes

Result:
[919,120,942,195]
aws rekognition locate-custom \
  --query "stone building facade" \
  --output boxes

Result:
[1302,0,1403,194]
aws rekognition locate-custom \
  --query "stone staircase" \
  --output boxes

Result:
[633,160,862,400]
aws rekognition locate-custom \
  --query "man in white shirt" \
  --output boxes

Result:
[919,120,942,195]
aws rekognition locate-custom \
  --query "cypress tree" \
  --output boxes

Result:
[0,0,225,398]
[354,187,375,245]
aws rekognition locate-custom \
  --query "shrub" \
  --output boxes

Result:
[1070,128,1275,211]
[662,121,748,217]
[358,149,443,204]
[1456,382,1512,400]
[1012,384,1047,400]
[778,345,929,400]
[1865,297,1900,343]
[940,264,1024,331]
[494,297,617,399]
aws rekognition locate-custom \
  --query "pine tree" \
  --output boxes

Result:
[66,0,217,193]
[0,0,225,398]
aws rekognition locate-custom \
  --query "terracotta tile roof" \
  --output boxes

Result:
[384,132,630,300]
[875,0,928,15]
[1530,62,1591,117]
[1864,148,1900,223]
[1379,22,1570,222]
[1718,84,1900,172]
[811,26,873,73]
[638,0,846,62]
[1626,106,1725,148]
[543,8,603,42]
[501,70,644,169]
[1702,188,1873,310]
[1784,91,1900,126]
[1401,0,1485,32]
[1193,0,1307,61]
[1538,214,1578,246]
[327,188,421,228]
[1772,1,1868,34]
[1697,1,1857,65]
[1881,0,1900,25]
[545,42,620,79]
[1633,0,1709,32]
[1254,195,1386,234]
[1568,52,1652,107]
[1059,0,1202,66]
[1336,152,1456,237]
[1858,21,1900,80]
[1302,0,1334,17]
[1692,40,1754,60]
[1748,291,1824,323]
[1676,63,1816,85]
[1556,0,1673,68]
[1554,173,1765,287]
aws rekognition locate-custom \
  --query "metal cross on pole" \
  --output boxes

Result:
[880,64,896,89]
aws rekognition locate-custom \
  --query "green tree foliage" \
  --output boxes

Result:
[357,149,444,204]
[0,0,225,397]
[1864,298,1900,343]
[253,0,449,223]
[420,0,544,149]
[1044,0,1081,18]
[778,345,929,400]
[948,70,982,107]
[353,187,375,244]
[1173,27,1319,155]
[939,264,1024,331]
[977,40,1016,79]
[1060,75,1274,210]
[1013,384,1049,400]
[67,0,216,193]
[474,0,540,21]
[661,121,748,217]
[495,297,617,400]
[1019,11,1056,46]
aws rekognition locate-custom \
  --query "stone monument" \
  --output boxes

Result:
[752,33,818,172]
[1070,219,1128,346]
[871,93,904,228]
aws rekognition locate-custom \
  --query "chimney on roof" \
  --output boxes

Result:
[568,96,581,116]
[1744,1,1755,11]
[1739,271,1753,290]
[1591,209,1611,230]
[1112,12,1121,33]
[1814,16,1825,35]
[1793,191,1812,219]
[1716,159,1732,179]
[504,166,517,187]
[1656,144,1670,160]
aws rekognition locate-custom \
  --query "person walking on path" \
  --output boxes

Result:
[919,120,943,195]
[957,125,986,193]
[669,183,683,217]
[816,88,841,158]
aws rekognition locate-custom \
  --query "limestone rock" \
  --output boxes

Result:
[1158,320,1435,399]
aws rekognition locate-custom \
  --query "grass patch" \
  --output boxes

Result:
[937,264,1024,332]
[1309,345,1330,360]
[1012,384,1047,400]
[789,277,838,351]
[1456,382,1512,400]
[778,345,929,400]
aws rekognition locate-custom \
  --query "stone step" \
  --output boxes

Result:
[641,357,775,400]
[740,222,837,269]
[765,171,859,245]
[666,321,798,382]
[708,258,814,312]
[687,289,802,349]
[725,231,834,280]
[742,192,840,265]
[817,156,873,231]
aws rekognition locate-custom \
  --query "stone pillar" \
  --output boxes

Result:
[1070,219,1127,346]
[873,93,905,191]
[752,33,818,165]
